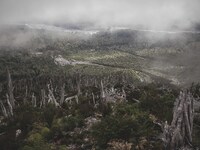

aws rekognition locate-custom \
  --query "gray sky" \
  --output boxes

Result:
[0,0,200,29]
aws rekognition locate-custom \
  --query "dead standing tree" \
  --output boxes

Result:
[0,70,15,117]
[60,83,65,105]
[0,100,8,117]
[76,73,81,96]
[7,69,15,108]
[162,91,194,150]
[47,83,60,107]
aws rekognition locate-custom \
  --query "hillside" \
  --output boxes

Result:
[1,24,200,85]
[0,24,200,150]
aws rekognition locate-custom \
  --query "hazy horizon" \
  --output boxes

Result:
[0,0,200,30]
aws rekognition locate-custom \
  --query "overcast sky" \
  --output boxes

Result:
[0,0,199,30]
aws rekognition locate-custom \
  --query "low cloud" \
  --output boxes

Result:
[0,0,199,30]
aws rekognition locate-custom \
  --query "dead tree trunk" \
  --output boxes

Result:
[31,93,36,107]
[7,69,15,108]
[162,91,194,150]
[23,86,28,104]
[0,100,8,117]
[47,84,60,107]
[76,74,81,96]
[92,92,96,105]
[100,80,105,101]
[60,83,65,105]
[65,95,79,105]
[6,94,13,116]
[40,89,46,108]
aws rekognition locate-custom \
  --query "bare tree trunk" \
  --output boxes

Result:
[60,83,65,105]
[40,89,46,108]
[65,95,79,104]
[75,95,79,104]
[31,93,37,107]
[7,69,15,108]
[162,91,194,150]
[47,84,60,107]
[23,85,28,104]
[92,92,96,105]
[76,74,81,96]
[100,80,105,100]
[0,100,8,117]
[6,94,13,116]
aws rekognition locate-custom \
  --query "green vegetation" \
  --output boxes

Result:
[0,27,200,149]
[2,83,197,150]
[91,103,161,149]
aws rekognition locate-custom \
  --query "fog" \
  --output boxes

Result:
[0,0,200,30]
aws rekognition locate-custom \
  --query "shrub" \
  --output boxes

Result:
[139,85,176,122]
[91,103,160,149]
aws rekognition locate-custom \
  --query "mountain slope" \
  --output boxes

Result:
[1,24,200,86]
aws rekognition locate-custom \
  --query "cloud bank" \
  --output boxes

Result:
[0,0,200,30]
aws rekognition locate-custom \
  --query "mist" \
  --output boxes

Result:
[0,0,200,30]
